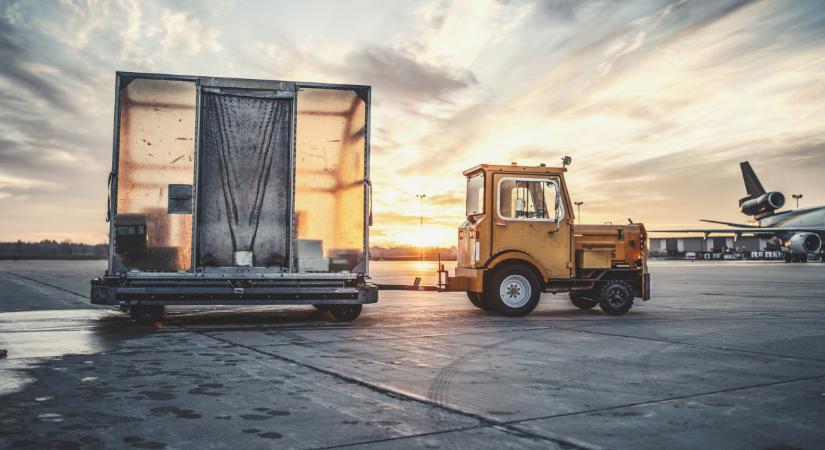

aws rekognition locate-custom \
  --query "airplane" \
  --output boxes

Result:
[652,161,825,262]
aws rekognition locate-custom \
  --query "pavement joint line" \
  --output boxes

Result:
[171,309,791,334]
[191,328,591,450]
[1,270,89,299]
[548,324,825,364]
[501,372,825,426]
[309,423,490,450]
[215,325,560,345]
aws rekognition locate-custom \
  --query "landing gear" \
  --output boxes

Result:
[784,253,808,263]
[129,305,165,323]
[328,304,362,322]
[466,291,492,310]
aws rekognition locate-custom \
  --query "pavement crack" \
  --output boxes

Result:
[191,329,592,450]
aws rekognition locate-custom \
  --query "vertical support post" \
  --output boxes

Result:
[107,74,123,275]
[190,82,203,273]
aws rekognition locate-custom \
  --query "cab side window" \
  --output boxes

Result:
[499,179,560,221]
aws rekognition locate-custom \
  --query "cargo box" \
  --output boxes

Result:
[91,72,376,319]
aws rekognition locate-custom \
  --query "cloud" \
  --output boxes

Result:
[0,17,74,111]
[154,9,222,56]
[345,46,477,102]
[0,0,824,245]
[0,170,59,198]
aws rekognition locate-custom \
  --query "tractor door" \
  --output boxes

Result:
[491,174,573,279]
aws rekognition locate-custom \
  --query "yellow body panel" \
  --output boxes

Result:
[580,250,612,269]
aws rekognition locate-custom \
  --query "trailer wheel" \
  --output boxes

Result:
[466,292,492,310]
[598,281,633,315]
[569,293,598,310]
[488,266,541,317]
[129,305,165,323]
[329,304,362,322]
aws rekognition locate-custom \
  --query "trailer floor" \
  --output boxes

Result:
[1,260,824,449]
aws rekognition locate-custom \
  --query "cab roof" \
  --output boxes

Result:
[462,163,568,177]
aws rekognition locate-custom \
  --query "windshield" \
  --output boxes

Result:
[498,178,560,220]
[466,173,484,216]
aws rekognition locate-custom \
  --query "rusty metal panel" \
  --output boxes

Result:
[294,87,367,273]
[114,77,196,272]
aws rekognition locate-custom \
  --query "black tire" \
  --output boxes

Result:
[467,291,492,310]
[569,292,598,310]
[312,304,330,312]
[129,305,165,322]
[598,281,633,316]
[329,304,362,322]
[487,265,541,317]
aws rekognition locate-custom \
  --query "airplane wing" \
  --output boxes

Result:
[699,219,753,227]
[651,227,825,235]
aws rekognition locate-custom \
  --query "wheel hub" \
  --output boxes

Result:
[499,274,531,308]
[607,287,627,306]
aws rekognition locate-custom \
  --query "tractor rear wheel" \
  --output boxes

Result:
[598,281,633,316]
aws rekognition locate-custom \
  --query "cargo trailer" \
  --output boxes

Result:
[91,72,376,322]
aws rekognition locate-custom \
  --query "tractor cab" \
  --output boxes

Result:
[441,161,650,317]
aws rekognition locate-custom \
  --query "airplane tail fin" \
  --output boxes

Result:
[740,161,766,197]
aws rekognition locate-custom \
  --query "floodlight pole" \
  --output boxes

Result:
[574,201,584,224]
[417,194,426,261]
[792,193,803,209]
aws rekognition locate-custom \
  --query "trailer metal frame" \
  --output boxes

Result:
[92,72,376,309]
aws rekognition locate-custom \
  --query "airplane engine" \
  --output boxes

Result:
[787,233,822,254]
[739,191,785,217]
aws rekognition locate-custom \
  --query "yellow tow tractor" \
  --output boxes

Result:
[426,158,650,316]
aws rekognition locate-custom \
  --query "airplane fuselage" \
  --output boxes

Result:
[652,161,825,259]
[759,206,825,241]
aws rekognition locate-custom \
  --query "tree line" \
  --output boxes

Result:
[0,240,107,260]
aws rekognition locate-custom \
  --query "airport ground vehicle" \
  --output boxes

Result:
[91,72,647,322]
[90,72,376,322]
[435,161,651,316]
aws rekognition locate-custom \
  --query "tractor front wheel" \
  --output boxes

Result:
[467,291,492,310]
[487,266,541,317]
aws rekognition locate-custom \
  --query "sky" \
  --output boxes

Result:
[0,0,824,247]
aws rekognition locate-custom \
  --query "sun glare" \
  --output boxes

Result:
[381,226,454,248]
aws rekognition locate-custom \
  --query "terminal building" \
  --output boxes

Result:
[648,236,782,259]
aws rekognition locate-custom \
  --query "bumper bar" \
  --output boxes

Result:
[91,281,378,306]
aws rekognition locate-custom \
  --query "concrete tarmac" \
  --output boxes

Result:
[0,260,824,449]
